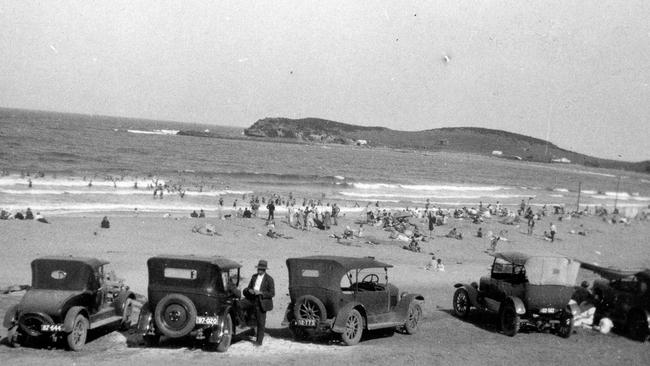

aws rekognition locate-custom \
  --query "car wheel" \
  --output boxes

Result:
[215,313,233,352]
[154,294,197,338]
[293,295,327,323]
[143,334,161,347]
[404,302,422,334]
[557,310,573,338]
[453,288,471,318]
[499,303,520,337]
[121,298,134,330]
[340,309,363,346]
[627,310,649,342]
[66,314,89,351]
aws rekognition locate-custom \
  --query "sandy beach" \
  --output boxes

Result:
[1,209,649,365]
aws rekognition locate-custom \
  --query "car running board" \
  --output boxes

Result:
[367,321,403,330]
[90,315,122,330]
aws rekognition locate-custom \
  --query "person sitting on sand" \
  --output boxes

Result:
[446,228,463,240]
[342,226,354,239]
[476,227,483,238]
[199,209,205,218]
[14,211,25,220]
[0,209,9,220]
[243,207,252,218]
[425,255,436,270]
[435,258,445,272]
[190,210,199,218]
[25,208,34,220]
[403,237,422,253]
[100,216,110,229]
[35,212,49,224]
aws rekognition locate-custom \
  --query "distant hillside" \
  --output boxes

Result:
[244,117,649,173]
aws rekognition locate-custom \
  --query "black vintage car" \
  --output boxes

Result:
[453,251,580,337]
[3,256,136,351]
[581,262,650,342]
[136,255,241,352]
[282,256,424,345]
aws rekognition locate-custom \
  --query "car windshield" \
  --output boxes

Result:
[341,267,387,292]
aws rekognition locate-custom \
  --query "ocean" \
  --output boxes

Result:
[1,108,648,216]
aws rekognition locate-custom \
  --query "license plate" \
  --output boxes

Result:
[296,319,317,327]
[41,324,64,332]
[196,316,220,325]
[540,308,556,314]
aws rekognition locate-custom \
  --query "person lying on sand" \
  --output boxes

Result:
[445,228,463,240]
[266,229,292,239]
[35,212,49,224]
[402,237,422,252]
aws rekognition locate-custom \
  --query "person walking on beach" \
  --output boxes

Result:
[266,201,275,221]
[331,203,340,226]
[240,260,275,346]
[428,212,435,238]
[550,223,557,242]
[219,197,224,207]
[527,216,535,235]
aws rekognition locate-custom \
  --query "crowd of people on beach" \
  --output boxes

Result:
[0,207,49,223]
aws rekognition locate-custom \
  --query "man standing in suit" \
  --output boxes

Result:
[241,259,275,346]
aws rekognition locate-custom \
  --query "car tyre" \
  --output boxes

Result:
[627,309,649,342]
[557,310,573,338]
[340,309,363,346]
[293,295,327,323]
[499,303,520,337]
[214,313,233,352]
[154,294,197,338]
[404,302,422,334]
[453,288,471,318]
[66,314,89,351]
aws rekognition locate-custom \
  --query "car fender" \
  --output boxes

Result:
[454,283,480,307]
[394,293,425,318]
[63,306,88,332]
[332,302,366,333]
[136,302,154,334]
[3,305,19,328]
[567,301,581,317]
[504,296,526,315]
[115,291,135,315]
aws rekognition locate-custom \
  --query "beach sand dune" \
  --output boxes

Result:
[1,213,649,365]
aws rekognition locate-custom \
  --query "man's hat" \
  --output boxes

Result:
[256,259,268,270]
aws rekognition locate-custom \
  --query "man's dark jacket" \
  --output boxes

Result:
[246,273,275,312]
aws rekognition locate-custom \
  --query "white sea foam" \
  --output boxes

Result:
[338,192,529,200]
[553,188,569,192]
[126,129,179,135]
[352,183,507,191]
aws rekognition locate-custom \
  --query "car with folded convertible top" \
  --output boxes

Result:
[580,262,650,342]
[452,251,580,337]
[282,255,424,345]
[3,256,137,351]
[136,255,243,352]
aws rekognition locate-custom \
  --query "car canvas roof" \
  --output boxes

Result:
[490,251,570,267]
[148,255,241,269]
[287,256,393,270]
[32,256,109,269]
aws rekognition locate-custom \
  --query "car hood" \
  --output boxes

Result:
[19,289,84,317]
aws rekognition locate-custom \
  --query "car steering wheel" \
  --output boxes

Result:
[361,274,379,284]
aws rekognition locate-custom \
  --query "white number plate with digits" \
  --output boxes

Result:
[196,316,220,325]
[296,319,317,327]
[41,324,64,332]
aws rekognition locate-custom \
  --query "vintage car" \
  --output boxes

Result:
[136,255,241,352]
[580,262,650,342]
[453,251,580,337]
[3,256,136,351]
[282,256,424,345]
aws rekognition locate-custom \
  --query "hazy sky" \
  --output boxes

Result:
[1,1,648,161]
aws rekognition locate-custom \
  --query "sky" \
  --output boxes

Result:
[1,1,649,161]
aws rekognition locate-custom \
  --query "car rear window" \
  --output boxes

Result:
[301,269,319,277]
[164,268,198,280]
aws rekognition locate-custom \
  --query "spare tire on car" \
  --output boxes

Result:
[293,295,327,323]
[154,293,197,338]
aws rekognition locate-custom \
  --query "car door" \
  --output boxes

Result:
[354,268,389,315]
